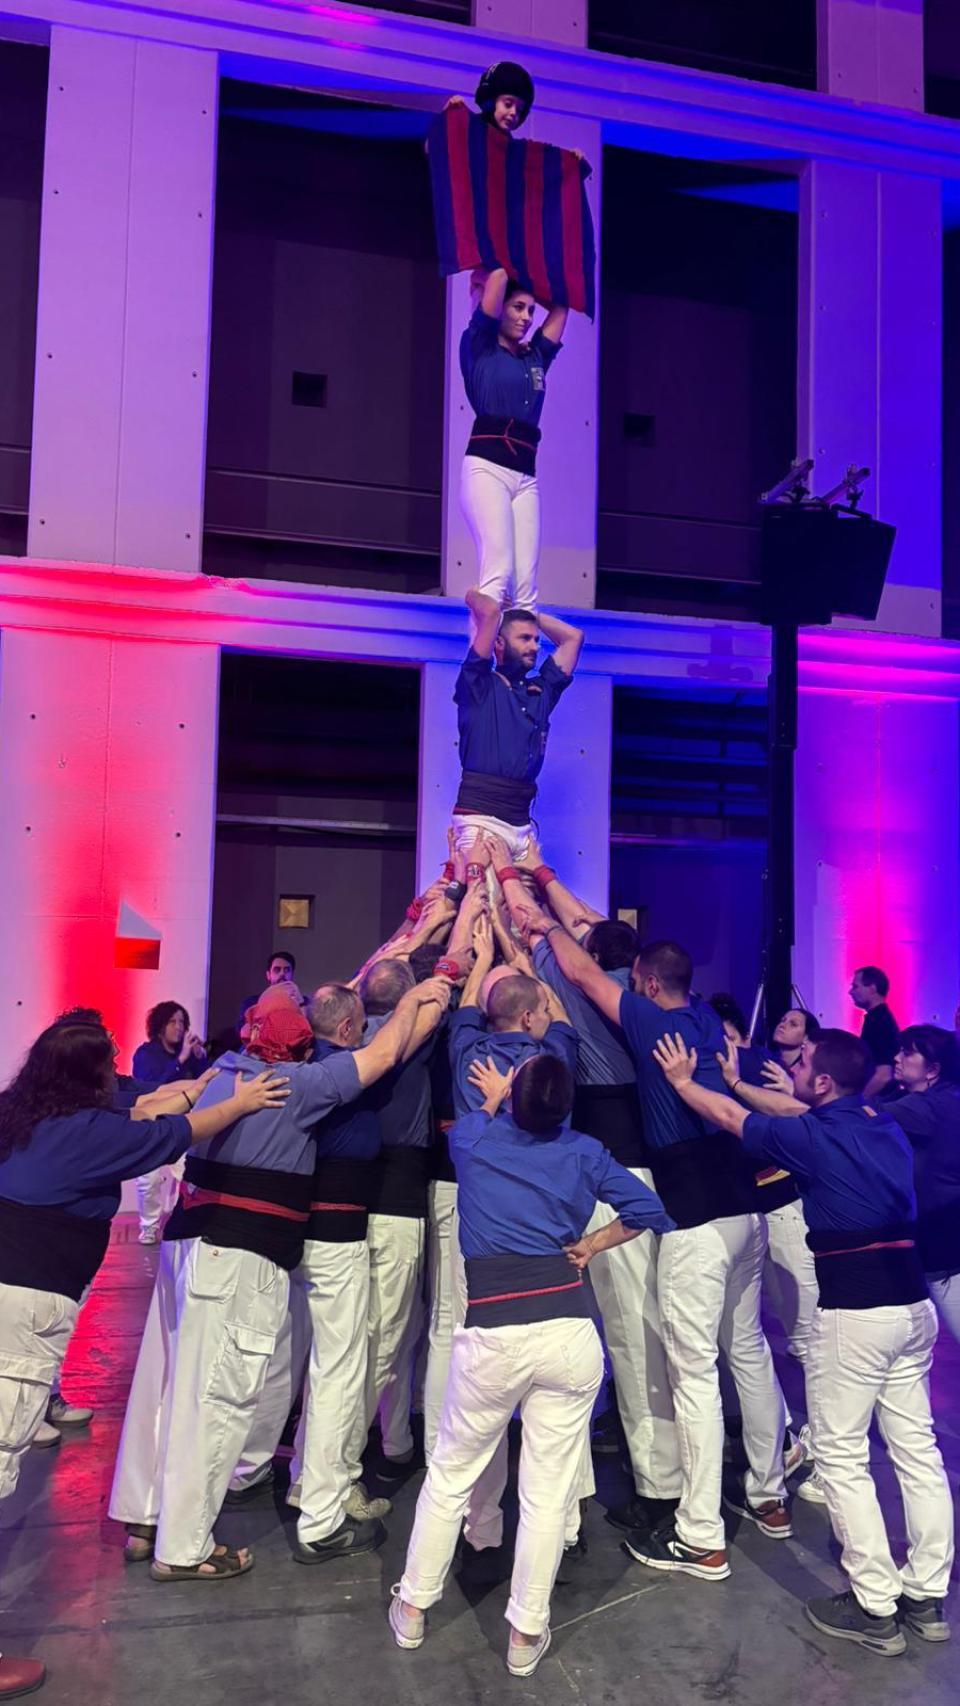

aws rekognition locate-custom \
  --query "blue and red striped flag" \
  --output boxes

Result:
[428,105,596,319]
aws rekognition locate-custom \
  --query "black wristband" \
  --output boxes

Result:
[445,880,467,903]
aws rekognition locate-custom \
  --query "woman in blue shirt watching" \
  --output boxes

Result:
[132,1000,208,1246]
[459,267,568,613]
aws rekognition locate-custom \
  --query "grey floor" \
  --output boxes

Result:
[2,1223,958,1706]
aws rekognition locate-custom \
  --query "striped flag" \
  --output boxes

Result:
[428,105,596,319]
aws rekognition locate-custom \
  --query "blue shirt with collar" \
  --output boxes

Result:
[741,1094,916,1233]
[533,946,633,1086]
[0,1106,193,1220]
[310,1038,381,1161]
[618,990,729,1149]
[455,649,572,787]
[189,1047,362,1174]
[460,308,561,425]
[131,1038,207,1089]
[449,1109,675,1259]
[448,1005,578,1119]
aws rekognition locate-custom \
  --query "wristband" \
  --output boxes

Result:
[541,922,562,938]
[444,879,467,904]
[434,957,461,981]
[182,1090,194,1111]
[732,1079,744,1095]
[406,897,425,923]
[442,860,455,882]
[532,864,557,889]
[466,862,484,883]
[495,865,522,885]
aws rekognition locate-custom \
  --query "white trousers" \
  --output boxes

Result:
[400,1318,603,1636]
[927,1271,960,1344]
[658,1214,787,1551]
[585,1174,682,1499]
[293,1239,371,1540]
[807,1300,954,1617]
[229,1272,312,1491]
[0,1283,78,1500]
[460,454,540,611]
[452,815,532,861]
[364,1213,426,1462]
[763,1198,819,1366]
[424,1181,467,1462]
[136,1155,185,1236]
[109,1240,288,1566]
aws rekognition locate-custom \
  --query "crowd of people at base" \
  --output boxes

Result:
[0,851,958,1695]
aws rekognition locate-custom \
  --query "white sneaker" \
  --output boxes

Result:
[286,1481,302,1510]
[31,1420,62,1450]
[47,1395,94,1427]
[345,1482,392,1521]
[389,1585,425,1650]
[507,1628,552,1677]
[796,1470,828,1504]
[782,1429,808,1477]
[138,1228,159,1245]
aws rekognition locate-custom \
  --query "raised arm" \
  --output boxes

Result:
[460,912,495,1011]
[354,979,450,1088]
[540,305,568,345]
[465,587,502,660]
[716,1036,807,1115]
[539,916,623,1026]
[537,609,584,677]
[516,838,604,941]
[480,266,509,320]
[652,1033,748,1136]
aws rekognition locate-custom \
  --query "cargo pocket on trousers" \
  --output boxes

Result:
[203,1321,277,1407]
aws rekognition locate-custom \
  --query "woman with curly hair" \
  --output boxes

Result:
[132,1001,208,1245]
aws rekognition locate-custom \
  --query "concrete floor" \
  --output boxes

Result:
[2,1222,958,1706]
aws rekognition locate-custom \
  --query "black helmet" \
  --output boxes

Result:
[475,61,535,125]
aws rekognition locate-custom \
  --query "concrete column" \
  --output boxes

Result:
[817,0,924,109]
[794,684,959,1030]
[0,629,220,1080]
[28,26,218,571]
[442,111,602,610]
[417,658,611,913]
[797,159,941,634]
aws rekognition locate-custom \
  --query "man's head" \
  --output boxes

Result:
[631,940,692,1009]
[583,920,639,972]
[494,610,539,680]
[486,973,551,1040]
[850,965,889,1009]
[360,959,415,1017]
[895,1024,960,1092]
[773,1007,821,1051]
[511,1053,575,1135]
[309,983,365,1050]
[791,1028,872,1107]
[408,944,442,983]
[479,962,517,1014]
[267,952,296,986]
[709,993,749,1048]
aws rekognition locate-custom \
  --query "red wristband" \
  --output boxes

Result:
[495,865,522,885]
[442,861,455,882]
[532,865,557,889]
[466,862,484,883]
[406,897,425,922]
[434,957,461,980]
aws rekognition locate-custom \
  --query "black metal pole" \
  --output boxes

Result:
[764,619,798,1037]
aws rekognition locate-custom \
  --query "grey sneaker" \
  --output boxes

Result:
[345,1481,392,1521]
[31,1420,62,1450]
[507,1628,552,1677]
[795,1469,828,1504]
[898,1595,951,1642]
[805,1591,906,1656]
[47,1395,93,1427]
[389,1585,425,1649]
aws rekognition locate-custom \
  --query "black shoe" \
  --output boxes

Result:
[555,1531,588,1586]
[898,1594,951,1643]
[454,1538,509,1586]
[224,1468,276,1507]
[623,1518,731,1581]
[590,1409,624,1457]
[805,1591,906,1656]
[294,1516,386,1564]
[377,1446,423,1480]
[604,1495,679,1536]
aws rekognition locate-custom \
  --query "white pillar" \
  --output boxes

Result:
[797,160,941,634]
[474,0,587,50]
[816,0,924,109]
[442,111,601,610]
[417,658,611,912]
[794,681,960,1030]
[28,26,218,571]
[0,629,220,1079]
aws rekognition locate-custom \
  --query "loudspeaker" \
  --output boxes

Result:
[760,506,896,627]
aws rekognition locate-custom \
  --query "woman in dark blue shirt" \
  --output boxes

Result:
[459,267,567,613]
[132,1000,208,1245]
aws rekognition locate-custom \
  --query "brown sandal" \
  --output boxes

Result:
[124,1524,157,1564]
[150,1544,253,1582]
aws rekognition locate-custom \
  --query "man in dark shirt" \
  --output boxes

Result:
[849,966,899,1099]
[452,593,583,861]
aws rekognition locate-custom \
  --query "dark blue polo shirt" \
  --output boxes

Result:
[460,308,561,425]
[894,1083,960,1273]
[741,1095,916,1234]
[454,648,572,823]
[131,1039,206,1089]
[311,1038,381,1161]
[619,991,729,1151]
[0,1107,192,1220]
[448,1006,578,1119]
[533,948,633,1086]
